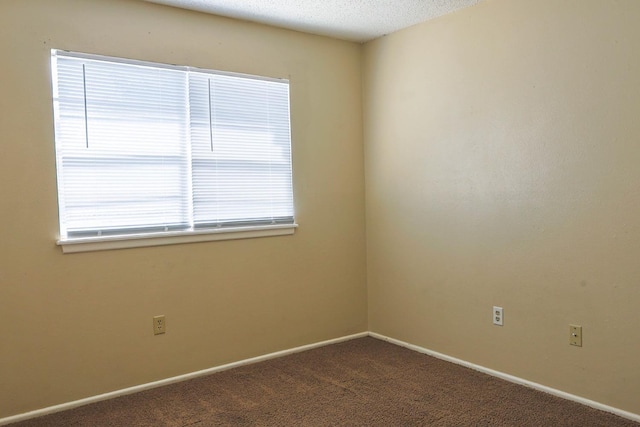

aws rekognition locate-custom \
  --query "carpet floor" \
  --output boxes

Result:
[9,337,639,426]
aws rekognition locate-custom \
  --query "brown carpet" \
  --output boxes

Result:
[9,337,638,426]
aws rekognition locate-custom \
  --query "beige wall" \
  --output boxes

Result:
[0,0,367,417]
[3,0,640,420]
[364,0,640,415]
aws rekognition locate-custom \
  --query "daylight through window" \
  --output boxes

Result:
[51,50,295,250]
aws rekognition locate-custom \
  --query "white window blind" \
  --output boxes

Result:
[51,50,294,242]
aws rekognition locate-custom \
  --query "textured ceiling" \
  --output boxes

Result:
[144,0,481,42]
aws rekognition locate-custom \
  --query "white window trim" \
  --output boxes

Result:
[57,223,298,253]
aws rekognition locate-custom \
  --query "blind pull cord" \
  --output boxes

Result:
[82,64,90,149]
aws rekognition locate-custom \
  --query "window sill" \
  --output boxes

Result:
[57,224,298,254]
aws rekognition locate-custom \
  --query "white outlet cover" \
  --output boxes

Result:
[493,306,504,326]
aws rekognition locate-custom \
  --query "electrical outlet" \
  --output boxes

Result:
[493,306,504,326]
[153,315,166,335]
[570,324,582,347]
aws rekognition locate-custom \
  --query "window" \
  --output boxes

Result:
[51,50,296,253]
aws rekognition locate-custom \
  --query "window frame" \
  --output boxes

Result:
[50,50,297,253]
[57,224,297,254]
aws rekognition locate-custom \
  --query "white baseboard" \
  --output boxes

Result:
[0,332,368,426]
[369,332,640,424]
